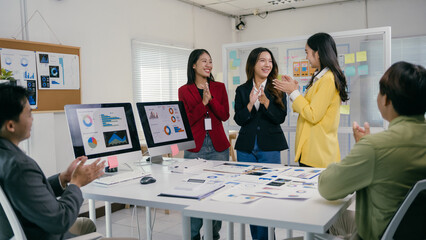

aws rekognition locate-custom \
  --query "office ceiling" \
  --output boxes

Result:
[178,0,357,17]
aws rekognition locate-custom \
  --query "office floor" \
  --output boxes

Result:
[95,206,306,239]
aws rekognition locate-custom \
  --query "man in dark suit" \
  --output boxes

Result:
[0,84,105,240]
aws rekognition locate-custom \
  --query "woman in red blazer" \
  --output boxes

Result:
[178,49,230,240]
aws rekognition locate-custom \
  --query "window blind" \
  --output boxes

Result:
[132,40,192,102]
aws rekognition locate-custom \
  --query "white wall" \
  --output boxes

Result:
[0,0,233,174]
[237,0,426,42]
[0,0,233,103]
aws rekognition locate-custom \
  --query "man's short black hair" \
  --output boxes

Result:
[380,61,426,116]
[0,84,29,128]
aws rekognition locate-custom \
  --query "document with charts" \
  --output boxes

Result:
[241,183,317,199]
[203,162,260,174]
[169,159,220,174]
[278,167,323,180]
[36,52,80,90]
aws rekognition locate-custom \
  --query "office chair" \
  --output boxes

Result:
[0,184,26,240]
[1,185,137,240]
[381,179,426,240]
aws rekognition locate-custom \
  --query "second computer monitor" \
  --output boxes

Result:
[136,101,195,163]
[65,103,142,169]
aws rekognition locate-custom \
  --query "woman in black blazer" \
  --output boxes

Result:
[233,47,288,240]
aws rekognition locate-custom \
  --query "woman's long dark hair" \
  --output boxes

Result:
[306,33,349,102]
[245,47,285,110]
[186,49,215,84]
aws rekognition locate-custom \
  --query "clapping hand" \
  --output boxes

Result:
[249,86,259,104]
[352,121,370,143]
[258,87,270,109]
[201,83,212,105]
[69,157,105,188]
[59,156,86,187]
[273,75,299,94]
[247,87,260,111]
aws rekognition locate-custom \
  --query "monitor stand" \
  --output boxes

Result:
[150,155,164,164]
[149,155,176,165]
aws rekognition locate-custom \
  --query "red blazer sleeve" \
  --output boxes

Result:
[208,82,230,122]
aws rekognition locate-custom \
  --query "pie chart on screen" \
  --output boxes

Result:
[88,137,97,148]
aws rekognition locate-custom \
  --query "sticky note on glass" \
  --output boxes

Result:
[232,58,241,67]
[229,61,237,70]
[229,50,237,59]
[233,76,240,85]
[344,66,356,77]
[107,156,118,168]
[340,105,350,115]
[171,144,179,156]
[356,51,367,62]
[358,65,369,75]
[344,53,355,64]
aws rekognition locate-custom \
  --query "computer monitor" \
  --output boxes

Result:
[136,101,195,164]
[65,103,142,170]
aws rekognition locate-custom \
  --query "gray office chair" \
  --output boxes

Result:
[0,185,137,240]
[381,179,426,240]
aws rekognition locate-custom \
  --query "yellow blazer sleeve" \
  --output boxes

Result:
[292,72,338,124]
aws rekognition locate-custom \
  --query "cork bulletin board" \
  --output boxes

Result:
[0,38,81,112]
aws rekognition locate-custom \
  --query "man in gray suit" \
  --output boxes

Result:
[0,84,105,240]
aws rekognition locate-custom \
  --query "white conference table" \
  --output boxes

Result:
[183,191,354,240]
[82,159,353,240]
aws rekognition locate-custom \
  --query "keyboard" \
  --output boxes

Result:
[94,170,147,185]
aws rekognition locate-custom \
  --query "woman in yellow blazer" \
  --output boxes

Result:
[273,32,349,168]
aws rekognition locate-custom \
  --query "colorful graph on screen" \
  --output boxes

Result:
[103,130,129,147]
[164,126,172,135]
[82,115,93,127]
[174,126,184,133]
[101,114,121,127]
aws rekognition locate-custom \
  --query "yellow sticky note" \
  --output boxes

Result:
[229,61,237,70]
[345,53,355,64]
[340,105,350,115]
[356,51,367,62]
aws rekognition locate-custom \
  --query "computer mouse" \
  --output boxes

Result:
[140,176,156,185]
